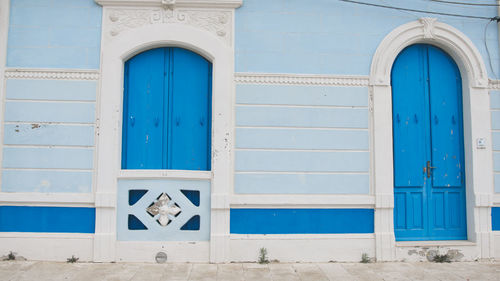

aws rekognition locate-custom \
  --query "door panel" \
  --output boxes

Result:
[392,45,428,188]
[169,48,211,171]
[122,48,165,169]
[392,44,467,241]
[428,46,464,188]
[122,47,212,171]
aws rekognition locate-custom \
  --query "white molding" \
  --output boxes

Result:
[489,79,500,90]
[396,240,476,247]
[235,72,369,87]
[118,169,212,179]
[101,7,234,46]
[0,192,94,206]
[229,235,374,262]
[493,194,500,205]
[0,232,93,239]
[230,194,375,208]
[4,69,100,80]
[0,235,94,261]
[95,8,235,262]
[230,234,374,240]
[95,0,243,9]
[370,18,494,261]
[370,18,489,88]
[115,241,209,262]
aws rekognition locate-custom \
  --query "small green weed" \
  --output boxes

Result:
[258,248,269,264]
[360,253,371,263]
[432,253,451,263]
[4,252,15,261]
[66,255,79,263]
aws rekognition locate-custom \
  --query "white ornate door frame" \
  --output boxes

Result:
[370,18,494,261]
[93,0,241,262]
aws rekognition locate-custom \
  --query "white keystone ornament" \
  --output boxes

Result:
[146,193,181,226]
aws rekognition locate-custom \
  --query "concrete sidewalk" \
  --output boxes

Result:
[0,261,499,281]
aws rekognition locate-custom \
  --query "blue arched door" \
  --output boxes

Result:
[392,44,467,241]
[122,47,212,171]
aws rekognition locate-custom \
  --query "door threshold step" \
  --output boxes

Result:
[396,240,475,247]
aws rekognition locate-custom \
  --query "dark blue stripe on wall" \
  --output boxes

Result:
[493,207,500,231]
[0,206,95,233]
[230,209,374,234]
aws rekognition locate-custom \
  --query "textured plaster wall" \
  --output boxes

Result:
[234,0,500,195]
[7,0,102,69]
[235,0,499,76]
[2,0,101,194]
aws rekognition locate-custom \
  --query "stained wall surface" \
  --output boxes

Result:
[2,0,101,197]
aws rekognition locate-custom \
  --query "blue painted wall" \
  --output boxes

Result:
[230,209,374,234]
[7,0,102,69]
[2,79,96,193]
[235,84,369,194]
[493,207,500,231]
[235,0,499,76]
[235,1,499,196]
[0,206,95,233]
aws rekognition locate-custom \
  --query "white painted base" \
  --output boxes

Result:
[0,233,93,261]
[115,241,209,263]
[494,232,500,260]
[395,241,480,262]
[229,234,375,262]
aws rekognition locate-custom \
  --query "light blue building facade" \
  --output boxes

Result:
[0,0,499,262]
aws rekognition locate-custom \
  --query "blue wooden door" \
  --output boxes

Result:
[122,47,212,170]
[392,44,467,241]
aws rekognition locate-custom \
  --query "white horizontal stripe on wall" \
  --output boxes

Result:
[236,106,368,128]
[2,147,93,170]
[4,101,95,123]
[4,124,94,146]
[2,170,92,193]
[234,173,369,194]
[236,84,368,106]
[236,128,368,150]
[6,79,97,101]
[235,150,369,172]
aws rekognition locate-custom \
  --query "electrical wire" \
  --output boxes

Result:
[338,0,495,20]
[429,0,500,7]
[484,19,499,79]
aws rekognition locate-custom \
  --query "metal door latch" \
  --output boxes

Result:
[425,160,436,178]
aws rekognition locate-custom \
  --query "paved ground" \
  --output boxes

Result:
[0,261,499,281]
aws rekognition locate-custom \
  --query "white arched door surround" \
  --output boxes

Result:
[93,3,237,262]
[370,18,494,261]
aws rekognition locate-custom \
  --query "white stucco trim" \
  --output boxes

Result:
[94,10,234,262]
[370,18,494,261]
[95,0,242,9]
[230,194,375,208]
[0,192,94,207]
[235,73,370,86]
[4,69,100,80]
